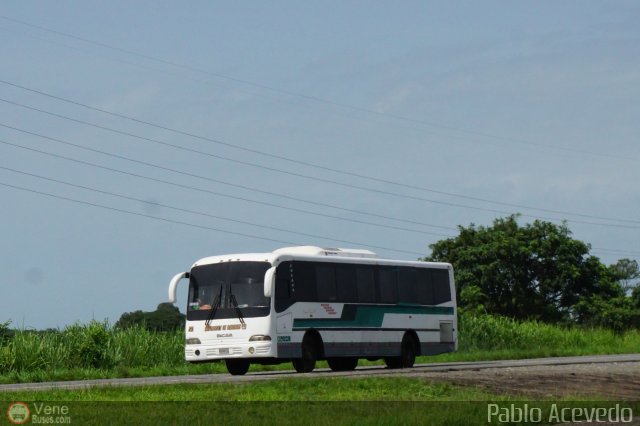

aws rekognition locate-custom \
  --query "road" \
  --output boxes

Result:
[1,353,638,393]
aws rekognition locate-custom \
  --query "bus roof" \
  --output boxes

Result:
[191,246,451,270]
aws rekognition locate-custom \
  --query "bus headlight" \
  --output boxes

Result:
[249,335,271,342]
[186,338,201,345]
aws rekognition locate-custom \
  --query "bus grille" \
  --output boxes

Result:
[254,345,270,354]
[206,347,242,356]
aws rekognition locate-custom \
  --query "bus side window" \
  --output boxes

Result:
[356,267,375,303]
[336,264,357,302]
[398,267,418,303]
[292,261,316,302]
[378,267,398,304]
[433,269,452,304]
[316,264,337,301]
[416,268,435,305]
[274,262,292,313]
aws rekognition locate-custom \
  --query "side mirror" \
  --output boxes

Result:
[264,266,276,298]
[168,272,189,303]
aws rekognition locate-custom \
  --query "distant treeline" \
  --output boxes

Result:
[114,303,185,332]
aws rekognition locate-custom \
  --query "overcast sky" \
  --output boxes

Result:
[1,2,638,329]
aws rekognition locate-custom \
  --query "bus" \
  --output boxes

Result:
[168,246,457,375]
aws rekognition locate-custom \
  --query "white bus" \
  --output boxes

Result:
[168,246,457,375]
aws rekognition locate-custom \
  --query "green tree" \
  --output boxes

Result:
[631,286,640,310]
[573,295,640,332]
[115,303,184,332]
[426,215,622,323]
[610,258,640,293]
[0,320,11,341]
[145,303,185,332]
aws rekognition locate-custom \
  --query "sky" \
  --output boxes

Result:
[1,1,639,329]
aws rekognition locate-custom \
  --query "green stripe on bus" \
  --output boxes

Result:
[293,305,454,329]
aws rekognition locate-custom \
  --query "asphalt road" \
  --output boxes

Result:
[1,353,638,392]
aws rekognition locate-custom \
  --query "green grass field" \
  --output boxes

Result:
[2,377,637,425]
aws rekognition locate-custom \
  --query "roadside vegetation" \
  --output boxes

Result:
[1,313,639,384]
[427,215,640,331]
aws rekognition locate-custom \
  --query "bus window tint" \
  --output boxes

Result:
[336,264,357,302]
[188,263,227,310]
[378,268,398,304]
[229,262,271,307]
[416,268,435,305]
[275,261,292,300]
[292,261,316,302]
[316,264,337,301]
[398,267,418,303]
[356,267,375,303]
[433,269,452,304]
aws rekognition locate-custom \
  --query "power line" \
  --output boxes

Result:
[2,78,639,225]
[591,247,640,257]
[1,15,636,164]
[0,165,428,256]
[3,135,640,251]
[0,128,454,236]
[2,97,639,229]
[2,168,636,259]
[0,97,523,217]
[0,139,454,238]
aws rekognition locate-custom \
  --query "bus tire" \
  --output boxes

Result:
[226,359,250,376]
[327,357,358,372]
[292,334,318,373]
[384,333,418,369]
[384,356,402,369]
[400,333,418,368]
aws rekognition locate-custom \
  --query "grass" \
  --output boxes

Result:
[0,314,638,384]
[0,377,495,401]
[2,377,637,425]
[0,378,502,425]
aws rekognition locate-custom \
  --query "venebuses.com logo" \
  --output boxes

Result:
[6,402,30,425]
[6,402,72,424]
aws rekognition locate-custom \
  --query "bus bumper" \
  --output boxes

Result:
[185,341,275,362]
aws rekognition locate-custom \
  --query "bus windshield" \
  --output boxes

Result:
[187,262,270,316]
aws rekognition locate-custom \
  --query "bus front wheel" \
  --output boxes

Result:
[292,334,318,373]
[226,359,250,376]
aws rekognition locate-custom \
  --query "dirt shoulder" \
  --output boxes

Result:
[412,361,640,399]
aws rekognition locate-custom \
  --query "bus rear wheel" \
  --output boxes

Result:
[292,335,318,373]
[400,334,418,368]
[327,357,358,372]
[226,359,250,376]
[384,334,418,369]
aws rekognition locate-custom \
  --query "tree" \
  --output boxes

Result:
[573,295,640,332]
[610,258,640,294]
[115,303,184,332]
[0,320,11,341]
[426,215,623,323]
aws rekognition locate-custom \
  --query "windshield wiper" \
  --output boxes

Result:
[205,284,224,327]
[229,287,246,329]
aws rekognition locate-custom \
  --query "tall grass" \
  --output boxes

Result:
[0,321,188,380]
[1,315,638,383]
[452,314,640,359]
